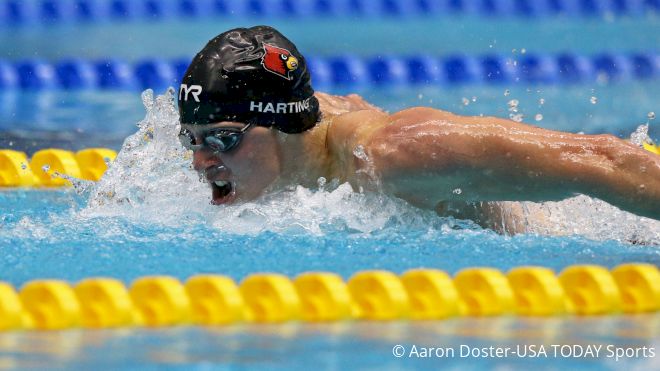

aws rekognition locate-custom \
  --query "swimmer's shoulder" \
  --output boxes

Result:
[326,105,458,144]
[327,108,388,144]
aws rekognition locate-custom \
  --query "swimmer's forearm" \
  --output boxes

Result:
[583,137,660,220]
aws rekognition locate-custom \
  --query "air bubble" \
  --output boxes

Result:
[535,114,543,121]
[462,97,470,106]
[452,188,462,195]
[504,89,510,96]
[538,98,545,105]
[648,112,655,120]
[590,96,598,104]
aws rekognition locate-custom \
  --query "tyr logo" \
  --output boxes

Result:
[179,84,202,102]
[261,43,299,80]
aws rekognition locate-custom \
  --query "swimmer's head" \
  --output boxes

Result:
[178,25,320,134]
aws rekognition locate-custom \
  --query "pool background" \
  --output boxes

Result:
[1,8,660,371]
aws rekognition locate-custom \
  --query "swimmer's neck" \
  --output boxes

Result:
[274,115,336,188]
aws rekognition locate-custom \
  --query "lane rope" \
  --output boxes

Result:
[1,0,659,26]
[1,264,658,330]
[1,52,659,90]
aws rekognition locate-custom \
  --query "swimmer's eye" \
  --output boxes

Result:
[179,128,200,150]
[280,54,288,61]
[203,124,252,153]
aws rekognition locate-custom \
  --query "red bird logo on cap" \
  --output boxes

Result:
[261,43,299,80]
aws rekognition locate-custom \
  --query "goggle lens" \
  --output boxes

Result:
[178,124,251,153]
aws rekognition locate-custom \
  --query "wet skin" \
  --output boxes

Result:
[182,92,660,225]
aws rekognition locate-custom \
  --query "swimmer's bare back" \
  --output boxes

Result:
[319,93,660,221]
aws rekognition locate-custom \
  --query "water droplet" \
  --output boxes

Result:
[8,141,13,146]
[535,114,543,121]
[504,89,510,96]
[507,99,519,114]
[41,165,50,173]
[590,96,598,104]
[629,124,650,146]
[462,97,470,106]
[452,188,462,195]
[648,112,655,120]
[20,163,27,170]
[509,113,524,122]
[353,145,370,161]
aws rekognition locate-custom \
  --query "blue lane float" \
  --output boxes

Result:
[2,52,659,90]
[1,0,658,25]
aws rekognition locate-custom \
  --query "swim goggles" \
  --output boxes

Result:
[178,123,253,153]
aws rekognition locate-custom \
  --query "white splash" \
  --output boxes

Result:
[496,196,659,244]
[630,123,651,147]
[82,88,211,225]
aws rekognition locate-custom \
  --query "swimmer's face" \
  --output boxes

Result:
[181,122,281,205]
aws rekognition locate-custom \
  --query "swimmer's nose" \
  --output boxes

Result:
[192,147,224,172]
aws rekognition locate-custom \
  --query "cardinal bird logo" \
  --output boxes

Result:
[261,43,299,80]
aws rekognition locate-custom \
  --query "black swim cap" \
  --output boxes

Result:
[178,26,320,134]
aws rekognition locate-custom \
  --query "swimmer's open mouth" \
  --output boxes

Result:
[211,180,235,205]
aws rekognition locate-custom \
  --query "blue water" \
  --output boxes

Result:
[1,12,659,371]
[1,318,658,370]
[1,188,659,288]
[2,17,659,60]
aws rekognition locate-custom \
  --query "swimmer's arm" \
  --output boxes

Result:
[363,108,660,220]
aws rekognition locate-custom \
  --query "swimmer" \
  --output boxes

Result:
[178,26,660,231]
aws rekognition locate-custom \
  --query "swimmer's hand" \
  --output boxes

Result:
[335,107,660,220]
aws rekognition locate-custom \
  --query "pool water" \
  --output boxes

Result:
[1,13,659,371]
[1,318,658,370]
